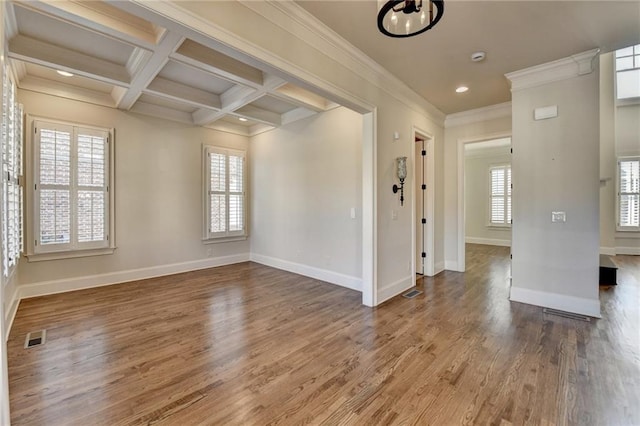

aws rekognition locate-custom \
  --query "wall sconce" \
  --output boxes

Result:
[392,156,407,206]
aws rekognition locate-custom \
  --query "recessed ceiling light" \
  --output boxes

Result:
[238,117,248,122]
[456,86,469,93]
[56,70,74,77]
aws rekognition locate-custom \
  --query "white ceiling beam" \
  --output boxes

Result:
[19,75,116,108]
[192,74,286,126]
[273,83,329,113]
[234,105,281,127]
[129,101,194,125]
[13,0,160,48]
[8,34,130,86]
[145,77,221,110]
[172,39,264,89]
[281,107,317,126]
[115,31,185,110]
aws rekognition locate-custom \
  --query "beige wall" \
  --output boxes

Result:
[510,59,601,316]
[18,90,250,287]
[250,107,363,285]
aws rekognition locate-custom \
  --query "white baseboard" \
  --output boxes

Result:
[5,285,20,340]
[249,253,362,292]
[444,260,461,272]
[465,237,511,247]
[509,286,601,318]
[616,246,640,255]
[600,247,616,256]
[377,275,414,304]
[19,253,251,300]
[434,261,445,275]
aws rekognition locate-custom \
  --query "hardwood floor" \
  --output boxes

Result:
[7,244,640,425]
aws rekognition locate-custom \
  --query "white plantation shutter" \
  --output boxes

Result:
[618,158,640,229]
[490,165,511,226]
[204,146,246,239]
[2,65,23,276]
[34,121,110,253]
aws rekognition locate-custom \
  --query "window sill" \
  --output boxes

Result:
[616,97,640,107]
[616,229,640,238]
[26,247,116,262]
[202,236,248,245]
[487,225,511,230]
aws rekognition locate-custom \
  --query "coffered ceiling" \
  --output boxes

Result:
[5,1,640,126]
[5,1,337,136]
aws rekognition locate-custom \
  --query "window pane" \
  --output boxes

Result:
[210,153,226,192]
[491,168,505,196]
[616,56,634,71]
[40,189,70,245]
[616,46,634,58]
[40,129,71,185]
[77,191,105,242]
[229,194,243,232]
[620,160,640,193]
[210,194,226,233]
[229,155,243,193]
[617,69,640,99]
[77,133,106,187]
[620,194,639,227]
[491,198,505,223]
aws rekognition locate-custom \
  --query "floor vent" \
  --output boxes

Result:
[543,308,591,322]
[403,289,423,299]
[24,330,47,348]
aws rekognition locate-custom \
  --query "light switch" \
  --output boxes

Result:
[350,207,356,219]
[551,211,566,223]
[392,210,398,220]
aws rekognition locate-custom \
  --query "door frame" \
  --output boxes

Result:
[412,126,435,278]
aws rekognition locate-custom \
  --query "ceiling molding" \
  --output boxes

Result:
[506,48,600,92]
[19,75,116,108]
[145,77,221,110]
[244,0,445,124]
[445,102,512,128]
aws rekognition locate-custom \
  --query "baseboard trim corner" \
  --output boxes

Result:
[377,275,414,305]
[509,286,601,318]
[465,237,511,247]
[249,253,362,292]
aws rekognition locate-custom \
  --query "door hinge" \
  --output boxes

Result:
[421,218,426,224]
[421,150,426,156]
[510,148,513,154]
[421,252,426,258]
[35,240,38,247]
[421,184,426,190]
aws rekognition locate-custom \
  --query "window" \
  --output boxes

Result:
[203,146,246,241]
[489,165,511,226]
[616,44,640,100]
[618,157,639,230]
[2,65,23,276]
[29,119,114,257]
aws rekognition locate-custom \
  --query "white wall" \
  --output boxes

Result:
[509,52,601,317]
[464,147,512,246]
[17,90,251,296]
[444,116,512,270]
[600,52,617,255]
[249,107,363,289]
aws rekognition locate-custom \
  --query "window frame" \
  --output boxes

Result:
[2,64,24,278]
[615,44,640,104]
[202,145,247,243]
[488,164,512,228]
[617,156,640,232]
[25,115,115,261]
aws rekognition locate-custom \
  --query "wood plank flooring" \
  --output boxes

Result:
[7,244,640,425]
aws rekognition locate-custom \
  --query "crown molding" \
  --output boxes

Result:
[445,102,512,128]
[506,48,600,92]
[252,0,445,124]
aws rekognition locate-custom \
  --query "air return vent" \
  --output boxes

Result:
[24,330,47,348]
[402,289,423,299]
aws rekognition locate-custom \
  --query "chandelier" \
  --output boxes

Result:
[377,0,445,38]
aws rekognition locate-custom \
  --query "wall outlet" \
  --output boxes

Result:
[551,211,566,223]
